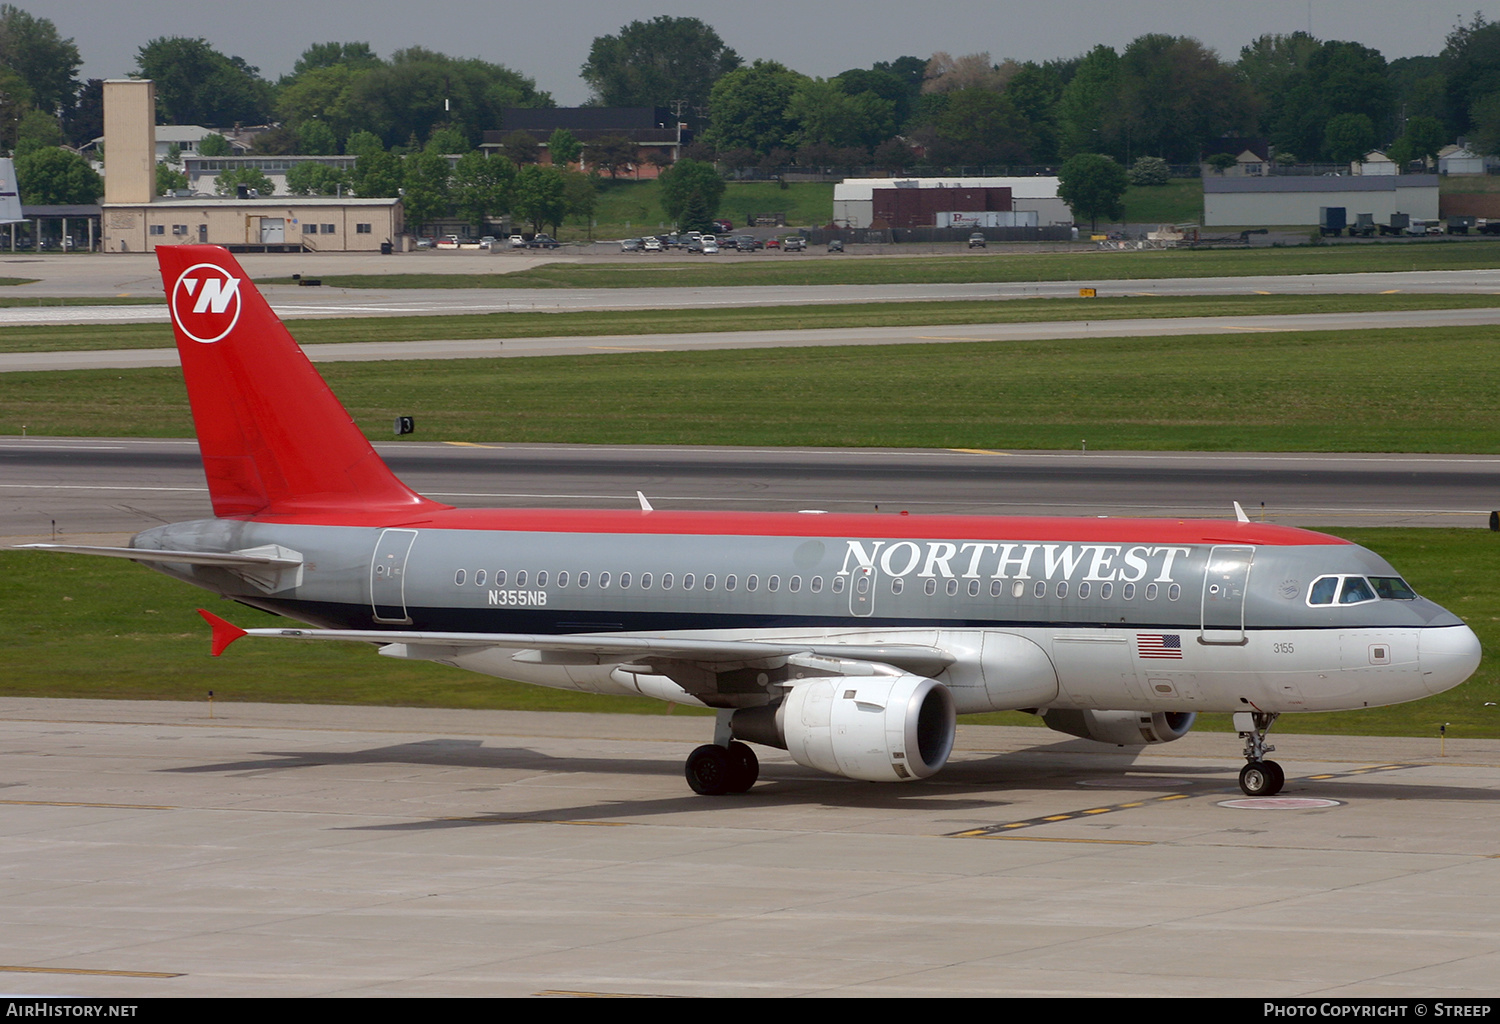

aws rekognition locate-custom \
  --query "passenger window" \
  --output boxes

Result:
[831,576,844,594]
[946,579,959,596]
[789,576,801,593]
[557,571,569,588]
[1308,576,1338,605]
[1077,582,1090,599]
[1167,583,1180,601]
[475,570,487,587]
[516,570,528,587]
[767,575,779,592]
[495,570,507,587]
[968,579,981,597]
[659,572,671,589]
[1122,583,1136,600]
[598,571,610,589]
[1056,581,1068,598]
[1033,581,1046,598]
[1012,580,1025,598]
[619,572,631,589]
[891,578,904,594]
[454,569,466,586]
[745,574,757,592]
[1340,577,1377,604]
[1145,583,1158,600]
[536,570,548,587]
[703,574,716,591]
[725,574,737,591]
[1100,582,1113,599]
[924,579,937,596]
[682,573,695,590]
[577,571,589,588]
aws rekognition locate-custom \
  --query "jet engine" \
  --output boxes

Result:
[732,674,956,782]
[1041,709,1197,746]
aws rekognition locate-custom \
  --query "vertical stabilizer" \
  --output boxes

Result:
[157,245,447,518]
[0,158,22,224]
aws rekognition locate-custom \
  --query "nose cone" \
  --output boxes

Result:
[1420,624,1482,695]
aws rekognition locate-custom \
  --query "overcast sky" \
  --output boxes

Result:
[25,1,1500,105]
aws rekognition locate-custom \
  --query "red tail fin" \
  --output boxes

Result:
[157,245,446,519]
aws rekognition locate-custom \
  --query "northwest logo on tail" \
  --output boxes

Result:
[171,263,242,343]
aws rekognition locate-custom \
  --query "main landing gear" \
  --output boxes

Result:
[684,710,761,795]
[1234,710,1284,796]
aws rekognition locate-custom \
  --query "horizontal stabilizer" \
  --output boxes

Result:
[17,543,303,568]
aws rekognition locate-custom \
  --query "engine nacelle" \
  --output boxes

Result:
[734,675,956,782]
[1041,709,1197,746]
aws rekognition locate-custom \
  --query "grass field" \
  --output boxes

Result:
[7,323,1500,452]
[7,292,1500,355]
[276,239,1500,290]
[6,526,1496,737]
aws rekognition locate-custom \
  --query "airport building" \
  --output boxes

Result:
[1203,175,1440,226]
[832,177,1071,228]
[100,80,403,253]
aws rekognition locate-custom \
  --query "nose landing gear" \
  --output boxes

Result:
[1234,710,1284,796]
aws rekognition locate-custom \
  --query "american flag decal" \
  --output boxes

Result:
[1137,634,1183,659]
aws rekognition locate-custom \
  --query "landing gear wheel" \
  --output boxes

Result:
[685,744,734,795]
[725,741,759,793]
[1239,759,1285,797]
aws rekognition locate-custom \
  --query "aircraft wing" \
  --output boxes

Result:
[197,609,954,676]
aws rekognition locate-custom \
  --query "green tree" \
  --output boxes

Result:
[1057,152,1127,231]
[929,88,1033,166]
[511,163,566,234]
[213,166,274,196]
[588,134,638,179]
[656,158,725,226]
[0,5,80,113]
[1128,156,1170,185]
[499,130,540,165]
[285,161,351,195]
[547,128,581,168]
[295,119,338,155]
[1395,114,1446,166]
[581,17,740,129]
[197,131,231,156]
[136,37,273,126]
[1323,112,1375,163]
[16,146,100,203]
[706,60,808,154]
[785,78,895,152]
[561,169,598,233]
[1112,34,1254,164]
[343,48,550,150]
[1442,14,1500,136]
[424,125,467,155]
[400,149,451,230]
[156,161,187,195]
[12,107,60,156]
[351,147,402,197]
[1056,45,1120,158]
[451,151,515,229]
[290,42,381,78]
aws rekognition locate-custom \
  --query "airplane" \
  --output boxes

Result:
[23,245,1482,798]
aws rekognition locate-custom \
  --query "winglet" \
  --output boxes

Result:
[636,490,654,511]
[197,608,247,657]
[1233,501,1250,523]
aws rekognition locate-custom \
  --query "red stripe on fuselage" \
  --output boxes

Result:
[237,507,1348,546]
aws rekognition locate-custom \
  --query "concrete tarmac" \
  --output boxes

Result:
[1,697,1497,998]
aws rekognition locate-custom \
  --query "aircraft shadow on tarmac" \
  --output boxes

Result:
[154,735,1500,828]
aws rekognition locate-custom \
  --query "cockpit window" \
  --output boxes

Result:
[1369,576,1416,600]
[1339,577,1377,604]
[1308,576,1338,605]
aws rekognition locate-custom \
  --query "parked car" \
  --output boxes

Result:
[508,235,526,248]
[478,235,498,249]
[968,232,987,248]
[733,235,759,251]
[700,238,720,254]
[414,237,435,249]
[781,236,806,252]
[620,237,643,252]
[765,237,780,249]
[527,234,561,249]
[642,236,663,252]
[827,239,845,252]
[436,234,461,249]
[711,219,733,233]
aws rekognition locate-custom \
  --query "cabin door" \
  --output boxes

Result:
[1200,545,1253,645]
[371,529,418,624]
